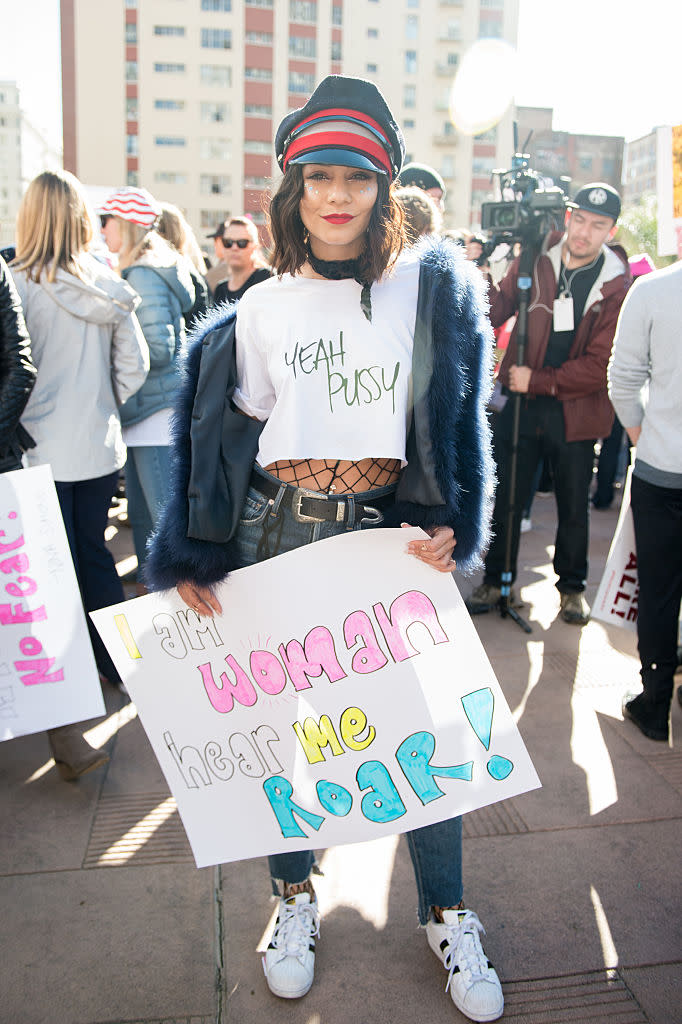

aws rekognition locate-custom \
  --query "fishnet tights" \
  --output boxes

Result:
[265,458,401,494]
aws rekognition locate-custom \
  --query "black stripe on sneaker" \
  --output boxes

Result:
[440,939,449,953]
[309,943,316,951]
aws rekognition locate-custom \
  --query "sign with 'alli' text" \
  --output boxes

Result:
[92,528,541,868]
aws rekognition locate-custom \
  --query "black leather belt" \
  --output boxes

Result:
[250,470,394,526]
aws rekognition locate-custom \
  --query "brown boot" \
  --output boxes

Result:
[47,724,109,781]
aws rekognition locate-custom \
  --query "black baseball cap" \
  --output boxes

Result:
[206,221,228,239]
[275,75,405,180]
[568,182,621,222]
[399,162,446,197]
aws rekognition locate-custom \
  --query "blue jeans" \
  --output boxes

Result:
[234,467,463,923]
[124,445,171,572]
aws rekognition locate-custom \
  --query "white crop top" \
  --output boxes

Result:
[233,250,420,468]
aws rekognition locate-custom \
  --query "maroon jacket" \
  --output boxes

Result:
[490,231,631,441]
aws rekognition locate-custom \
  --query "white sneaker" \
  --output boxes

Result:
[427,908,503,1022]
[262,892,319,999]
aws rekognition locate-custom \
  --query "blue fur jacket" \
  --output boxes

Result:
[145,236,495,591]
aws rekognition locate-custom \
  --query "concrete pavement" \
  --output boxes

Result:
[1,490,680,1024]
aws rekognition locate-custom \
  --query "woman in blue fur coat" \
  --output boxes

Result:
[146,77,502,1022]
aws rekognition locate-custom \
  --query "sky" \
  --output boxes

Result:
[0,0,680,155]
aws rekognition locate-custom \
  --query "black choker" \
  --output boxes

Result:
[305,244,372,322]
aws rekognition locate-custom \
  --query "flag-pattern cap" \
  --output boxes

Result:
[99,187,161,228]
[276,76,405,180]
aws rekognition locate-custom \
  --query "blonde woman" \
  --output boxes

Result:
[12,169,149,778]
[99,187,195,587]
[157,202,208,332]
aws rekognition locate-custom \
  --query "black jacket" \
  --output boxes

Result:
[146,237,496,590]
[0,256,36,471]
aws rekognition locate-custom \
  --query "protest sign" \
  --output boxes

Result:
[0,465,105,739]
[592,466,638,632]
[91,527,540,868]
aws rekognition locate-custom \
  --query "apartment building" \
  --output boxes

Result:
[0,82,63,247]
[60,0,519,246]
[515,105,624,197]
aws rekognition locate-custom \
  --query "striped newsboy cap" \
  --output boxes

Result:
[275,75,405,180]
[99,187,161,228]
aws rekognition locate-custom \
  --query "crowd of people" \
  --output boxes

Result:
[1,73,680,1024]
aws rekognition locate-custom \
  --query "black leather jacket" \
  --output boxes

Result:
[0,256,36,471]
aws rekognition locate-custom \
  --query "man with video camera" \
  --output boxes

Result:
[467,183,630,624]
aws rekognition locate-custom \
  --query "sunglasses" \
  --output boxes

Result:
[222,238,251,249]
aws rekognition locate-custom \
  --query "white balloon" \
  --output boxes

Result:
[449,39,519,137]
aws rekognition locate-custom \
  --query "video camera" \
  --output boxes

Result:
[480,152,569,249]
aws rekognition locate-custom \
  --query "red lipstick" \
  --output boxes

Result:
[322,214,354,224]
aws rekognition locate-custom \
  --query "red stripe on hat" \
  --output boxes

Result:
[294,107,390,144]
[284,131,392,174]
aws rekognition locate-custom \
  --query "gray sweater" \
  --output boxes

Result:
[608,260,682,488]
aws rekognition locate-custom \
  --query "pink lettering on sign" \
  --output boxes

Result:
[191,589,453,717]
[0,522,64,686]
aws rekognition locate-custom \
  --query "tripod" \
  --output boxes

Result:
[497,242,534,633]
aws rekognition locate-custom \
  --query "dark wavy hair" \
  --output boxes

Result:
[267,164,405,282]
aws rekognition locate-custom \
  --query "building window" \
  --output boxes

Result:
[200,64,232,86]
[200,209,230,230]
[579,155,593,171]
[331,40,342,60]
[447,51,459,66]
[366,62,378,73]
[200,174,231,195]
[244,103,272,116]
[245,31,273,44]
[332,4,342,25]
[125,0,137,7]
[154,171,188,185]
[404,118,415,129]
[154,63,185,73]
[126,170,139,187]
[245,175,267,186]
[441,155,454,178]
[155,136,186,147]
[126,135,138,155]
[244,140,271,153]
[125,23,137,44]
[406,14,418,38]
[201,101,230,123]
[154,99,185,110]
[474,125,497,142]
[201,0,232,9]
[125,61,138,81]
[288,70,315,93]
[443,19,461,40]
[367,27,379,38]
[126,97,139,119]
[602,157,616,178]
[472,155,495,174]
[200,137,231,159]
[405,50,417,73]
[245,0,273,6]
[407,0,419,6]
[154,26,186,36]
[404,84,416,108]
[290,0,317,20]
[201,28,232,49]
[289,35,316,58]
[245,66,273,81]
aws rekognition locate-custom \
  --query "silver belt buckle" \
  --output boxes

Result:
[292,486,333,523]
